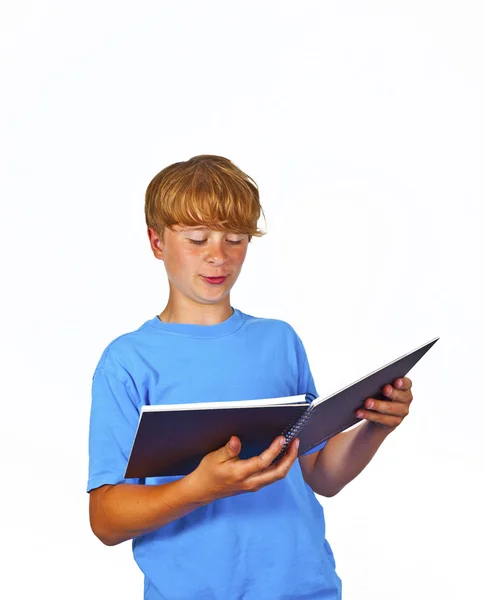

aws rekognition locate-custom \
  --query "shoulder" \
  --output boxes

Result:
[238,310,302,342]
[93,317,158,381]
[238,311,312,382]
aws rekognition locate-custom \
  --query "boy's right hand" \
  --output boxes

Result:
[184,435,300,505]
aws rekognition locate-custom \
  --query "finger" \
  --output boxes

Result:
[381,384,413,404]
[273,438,300,472]
[244,439,300,487]
[392,377,412,391]
[355,409,402,429]
[218,436,242,462]
[271,437,300,469]
[241,436,287,475]
[362,397,410,418]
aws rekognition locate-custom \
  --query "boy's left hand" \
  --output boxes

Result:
[356,377,413,431]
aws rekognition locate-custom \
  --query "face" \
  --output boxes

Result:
[148,224,250,307]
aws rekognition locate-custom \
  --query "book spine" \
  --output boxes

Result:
[274,399,315,462]
[281,406,313,442]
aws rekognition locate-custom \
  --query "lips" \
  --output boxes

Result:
[201,275,228,285]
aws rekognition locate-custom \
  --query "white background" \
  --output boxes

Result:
[1,1,483,598]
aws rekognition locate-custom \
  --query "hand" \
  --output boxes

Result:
[356,377,413,431]
[185,435,300,504]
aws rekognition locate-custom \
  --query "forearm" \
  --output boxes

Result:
[89,474,206,546]
[308,421,393,496]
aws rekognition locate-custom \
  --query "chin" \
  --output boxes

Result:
[195,290,231,305]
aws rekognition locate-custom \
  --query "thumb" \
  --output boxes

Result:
[222,436,241,460]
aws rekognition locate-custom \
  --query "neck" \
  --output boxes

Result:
[159,297,234,326]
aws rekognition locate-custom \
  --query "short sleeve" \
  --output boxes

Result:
[294,333,328,455]
[87,366,142,492]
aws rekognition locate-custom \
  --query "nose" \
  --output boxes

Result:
[205,239,228,266]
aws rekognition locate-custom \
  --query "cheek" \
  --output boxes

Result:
[176,245,202,263]
[164,246,198,274]
[231,246,248,267]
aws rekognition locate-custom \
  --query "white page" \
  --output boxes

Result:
[141,394,308,413]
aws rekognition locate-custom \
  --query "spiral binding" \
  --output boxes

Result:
[273,393,316,463]
[282,407,313,441]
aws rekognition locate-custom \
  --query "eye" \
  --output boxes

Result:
[226,239,243,245]
[188,239,207,245]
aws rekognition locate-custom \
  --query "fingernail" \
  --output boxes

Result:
[295,439,300,450]
[280,437,286,447]
[367,400,374,408]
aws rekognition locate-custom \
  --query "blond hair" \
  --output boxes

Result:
[145,155,265,239]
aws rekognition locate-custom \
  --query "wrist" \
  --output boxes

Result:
[180,471,214,507]
[364,419,395,440]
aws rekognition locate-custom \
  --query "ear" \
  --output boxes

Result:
[148,227,164,260]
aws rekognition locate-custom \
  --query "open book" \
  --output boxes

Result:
[125,336,439,478]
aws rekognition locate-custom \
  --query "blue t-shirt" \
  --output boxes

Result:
[87,308,342,599]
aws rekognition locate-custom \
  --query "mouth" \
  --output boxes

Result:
[201,275,228,285]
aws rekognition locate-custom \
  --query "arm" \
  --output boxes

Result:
[90,435,299,546]
[88,365,206,546]
[299,377,413,497]
[89,477,204,546]
[299,420,392,496]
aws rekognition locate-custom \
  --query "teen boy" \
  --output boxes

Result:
[87,155,414,600]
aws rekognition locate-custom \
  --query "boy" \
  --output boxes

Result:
[87,154,414,599]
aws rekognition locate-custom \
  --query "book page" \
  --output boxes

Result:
[141,393,309,413]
